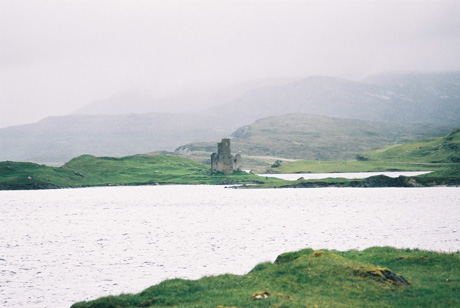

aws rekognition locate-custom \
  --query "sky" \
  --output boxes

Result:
[1,0,460,128]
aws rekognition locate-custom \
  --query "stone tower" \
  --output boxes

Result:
[210,138,241,174]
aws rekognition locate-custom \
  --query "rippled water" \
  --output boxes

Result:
[1,185,459,308]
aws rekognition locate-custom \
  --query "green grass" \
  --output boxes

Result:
[362,126,460,163]
[71,247,460,308]
[0,154,271,190]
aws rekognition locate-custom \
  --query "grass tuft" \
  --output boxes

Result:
[71,247,460,308]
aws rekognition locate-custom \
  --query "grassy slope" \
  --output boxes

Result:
[71,247,460,308]
[362,126,460,163]
[0,154,267,190]
[271,127,460,173]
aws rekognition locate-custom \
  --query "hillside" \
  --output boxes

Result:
[176,113,451,167]
[0,113,233,165]
[0,154,265,190]
[72,247,460,308]
[361,126,460,163]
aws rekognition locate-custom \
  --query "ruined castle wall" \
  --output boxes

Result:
[211,138,241,174]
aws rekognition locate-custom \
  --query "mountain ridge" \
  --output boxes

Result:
[202,72,460,127]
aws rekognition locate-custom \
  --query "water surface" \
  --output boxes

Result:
[1,185,459,308]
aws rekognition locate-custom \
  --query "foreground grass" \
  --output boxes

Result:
[0,154,269,190]
[71,247,460,308]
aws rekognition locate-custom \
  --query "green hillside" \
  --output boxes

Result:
[0,154,265,190]
[176,113,451,169]
[72,247,460,308]
[362,127,460,163]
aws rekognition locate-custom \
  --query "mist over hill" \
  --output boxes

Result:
[75,71,460,128]
[202,72,460,127]
[74,78,296,116]
[1,72,459,165]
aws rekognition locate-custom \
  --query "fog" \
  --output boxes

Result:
[1,0,460,128]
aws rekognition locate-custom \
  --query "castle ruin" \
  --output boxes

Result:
[211,138,241,174]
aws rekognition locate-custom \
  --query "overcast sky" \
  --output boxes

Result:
[1,0,460,128]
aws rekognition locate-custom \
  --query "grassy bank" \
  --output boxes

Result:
[267,159,451,174]
[71,247,460,308]
[252,167,460,189]
[0,154,268,190]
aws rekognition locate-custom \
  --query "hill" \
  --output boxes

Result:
[175,113,451,168]
[0,113,232,165]
[361,126,460,163]
[0,154,265,190]
[71,247,460,308]
[77,72,460,128]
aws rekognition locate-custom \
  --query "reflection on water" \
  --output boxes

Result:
[1,185,459,308]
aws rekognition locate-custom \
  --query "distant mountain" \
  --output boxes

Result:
[0,113,232,164]
[176,113,452,162]
[75,72,460,128]
[202,72,460,127]
[362,71,460,124]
